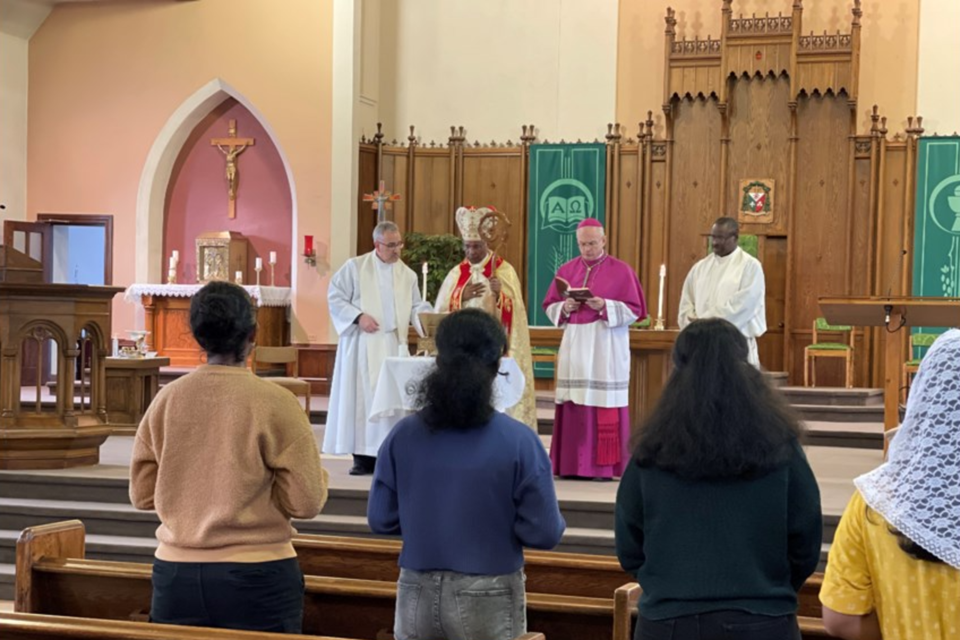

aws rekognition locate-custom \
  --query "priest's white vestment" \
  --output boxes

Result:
[323,251,431,456]
[677,246,767,366]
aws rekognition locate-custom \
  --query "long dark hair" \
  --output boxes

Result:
[189,281,257,363]
[864,508,946,564]
[632,318,802,480]
[413,309,507,430]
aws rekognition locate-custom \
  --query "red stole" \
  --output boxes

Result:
[449,256,513,334]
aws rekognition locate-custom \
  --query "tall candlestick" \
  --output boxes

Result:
[421,262,429,301]
[655,263,666,330]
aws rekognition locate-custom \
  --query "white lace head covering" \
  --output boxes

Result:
[854,329,960,568]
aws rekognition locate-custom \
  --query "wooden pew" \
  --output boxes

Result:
[17,521,620,640]
[0,612,462,640]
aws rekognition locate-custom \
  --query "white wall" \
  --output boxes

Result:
[0,1,49,223]
[917,0,960,135]
[376,0,619,143]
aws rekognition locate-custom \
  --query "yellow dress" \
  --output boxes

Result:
[820,490,960,640]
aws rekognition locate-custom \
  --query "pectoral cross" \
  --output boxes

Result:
[211,119,255,219]
[363,180,402,223]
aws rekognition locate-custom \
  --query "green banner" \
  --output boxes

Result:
[527,143,606,376]
[912,137,960,346]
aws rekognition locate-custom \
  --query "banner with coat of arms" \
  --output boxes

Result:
[738,178,775,224]
[527,143,606,375]
[912,137,960,337]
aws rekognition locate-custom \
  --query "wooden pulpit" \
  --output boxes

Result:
[819,297,960,433]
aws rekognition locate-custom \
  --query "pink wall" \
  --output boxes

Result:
[164,99,292,286]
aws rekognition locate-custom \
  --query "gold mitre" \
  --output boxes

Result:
[455,206,495,242]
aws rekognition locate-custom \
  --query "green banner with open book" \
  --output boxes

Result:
[912,137,960,347]
[527,143,606,376]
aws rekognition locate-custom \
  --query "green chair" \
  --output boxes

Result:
[903,332,938,393]
[804,317,856,388]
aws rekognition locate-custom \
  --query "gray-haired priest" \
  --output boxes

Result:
[323,221,433,475]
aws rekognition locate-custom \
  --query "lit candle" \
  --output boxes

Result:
[657,263,666,320]
[304,235,314,256]
[255,257,263,270]
[269,251,277,265]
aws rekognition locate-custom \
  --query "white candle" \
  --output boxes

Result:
[235,270,243,284]
[169,256,175,269]
[421,262,429,300]
[255,257,263,270]
[172,250,179,263]
[657,263,666,319]
[269,251,277,265]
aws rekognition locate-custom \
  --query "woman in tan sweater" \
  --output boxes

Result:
[130,281,328,634]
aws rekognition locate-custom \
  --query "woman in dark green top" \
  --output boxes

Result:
[615,319,822,640]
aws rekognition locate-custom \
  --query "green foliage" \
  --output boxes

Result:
[402,232,463,303]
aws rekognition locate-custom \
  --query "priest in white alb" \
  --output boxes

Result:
[678,216,767,367]
[434,206,537,431]
[324,221,432,475]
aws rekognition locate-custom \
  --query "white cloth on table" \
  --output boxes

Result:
[368,356,525,423]
[124,283,291,307]
[677,246,766,366]
[323,252,432,457]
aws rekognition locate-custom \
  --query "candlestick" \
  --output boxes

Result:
[270,264,276,286]
[421,262,429,301]
[255,257,263,270]
[654,263,666,331]
[255,264,262,287]
[167,266,177,285]
[235,270,243,285]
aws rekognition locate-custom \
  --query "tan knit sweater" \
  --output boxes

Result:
[130,365,329,562]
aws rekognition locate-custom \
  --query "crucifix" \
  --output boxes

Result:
[363,180,402,223]
[211,119,255,219]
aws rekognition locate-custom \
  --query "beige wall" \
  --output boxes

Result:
[917,0,960,134]
[617,0,920,134]
[27,0,333,342]
[0,0,50,223]
[376,0,620,143]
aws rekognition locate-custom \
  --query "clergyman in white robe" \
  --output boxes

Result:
[323,250,431,463]
[677,245,767,367]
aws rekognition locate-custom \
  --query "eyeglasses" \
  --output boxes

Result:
[578,240,603,248]
[377,241,404,250]
[709,234,736,241]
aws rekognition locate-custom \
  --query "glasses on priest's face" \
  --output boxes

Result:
[377,241,404,250]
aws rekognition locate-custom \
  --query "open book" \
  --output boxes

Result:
[554,276,593,302]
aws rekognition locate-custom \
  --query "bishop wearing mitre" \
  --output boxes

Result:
[434,206,538,431]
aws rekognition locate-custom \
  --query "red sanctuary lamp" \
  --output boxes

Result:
[303,235,316,267]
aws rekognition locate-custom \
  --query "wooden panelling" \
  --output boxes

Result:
[295,344,337,395]
[666,98,722,327]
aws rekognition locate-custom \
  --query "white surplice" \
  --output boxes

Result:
[677,246,767,366]
[323,251,432,457]
[544,300,639,408]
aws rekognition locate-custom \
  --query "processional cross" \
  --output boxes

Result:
[211,119,255,219]
[363,180,402,223]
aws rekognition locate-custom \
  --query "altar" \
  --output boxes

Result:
[124,284,291,367]
[369,356,525,426]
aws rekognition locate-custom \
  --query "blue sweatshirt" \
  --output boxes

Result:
[367,411,566,575]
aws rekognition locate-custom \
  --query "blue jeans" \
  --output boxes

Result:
[395,568,526,640]
[150,557,304,634]
[637,610,801,640]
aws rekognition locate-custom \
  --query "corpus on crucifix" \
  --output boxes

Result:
[211,119,255,219]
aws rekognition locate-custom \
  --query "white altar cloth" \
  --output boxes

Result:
[368,356,525,423]
[124,283,291,307]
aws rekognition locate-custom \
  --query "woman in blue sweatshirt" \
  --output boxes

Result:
[615,318,822,640]
[368,308,566,640]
